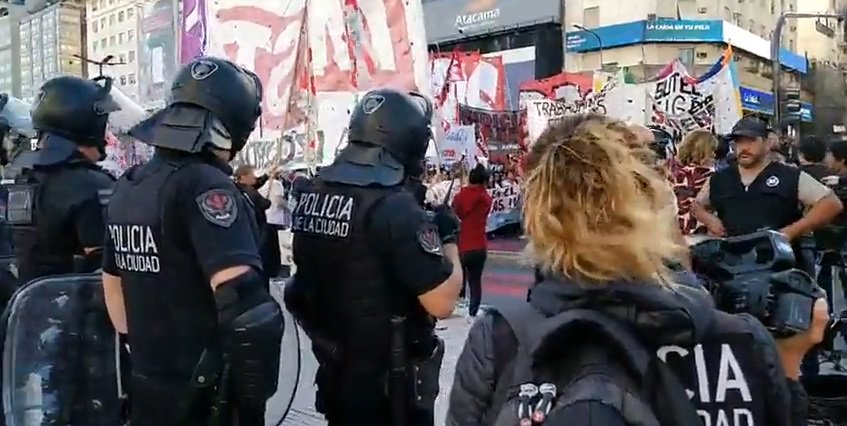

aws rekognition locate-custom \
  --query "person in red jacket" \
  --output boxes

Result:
[452,163,493,317]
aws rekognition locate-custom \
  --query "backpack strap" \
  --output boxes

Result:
[484,305,544,424]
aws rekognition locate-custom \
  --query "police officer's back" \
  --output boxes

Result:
[101,57,284,426]
[285,89,463,426]
[693,117,842,244]
[6,76,118,283]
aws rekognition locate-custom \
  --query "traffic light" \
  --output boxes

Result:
[783,87,801,120]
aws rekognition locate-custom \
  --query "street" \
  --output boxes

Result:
[279,250,533,426]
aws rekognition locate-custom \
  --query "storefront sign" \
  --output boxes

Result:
[422,0,561,43]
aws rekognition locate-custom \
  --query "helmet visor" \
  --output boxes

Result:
[0,94,35,139]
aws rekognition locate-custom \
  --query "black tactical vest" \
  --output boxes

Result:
[107,159,220,379]
[291,179,432,368]
[800,163,829,182]
[711,162,801,236]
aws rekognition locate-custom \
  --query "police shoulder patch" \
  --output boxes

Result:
[417,226,443,256]
[196,188,238,228]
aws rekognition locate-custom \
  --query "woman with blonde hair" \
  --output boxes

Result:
[673,129,717,234]
[447,114,824,426]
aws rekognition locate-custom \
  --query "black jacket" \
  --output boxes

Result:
[447,276,807,426]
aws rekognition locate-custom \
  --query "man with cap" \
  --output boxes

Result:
[692,116,842,264]
[284,88,463,426]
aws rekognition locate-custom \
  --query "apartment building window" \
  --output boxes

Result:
[109,0,114,5]
[127,8,134,19]
[748,19,754,31]
[583,6,599,28]
[100,38,106,48]
[109,14,115,25]
[120,75,126,85]
[759,24,766,36]
[128,73,136,85]
[92,42,97,52]
[92,1,98,11]
[770,0,775,14]
[119,54,125,63]
[99,18,105,28]
[109,35,115,46]
[733,12,743,26]
[723,6,732,20]
[128,50,135,62]
[118,11,124,22]
[92,21,98,33]
[128,30,134,41]
[118,32,124,43]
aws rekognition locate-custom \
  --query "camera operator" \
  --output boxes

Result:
[692,117,843,275]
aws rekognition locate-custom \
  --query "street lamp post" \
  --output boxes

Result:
[572,23,604,70]
[771,11,844,134]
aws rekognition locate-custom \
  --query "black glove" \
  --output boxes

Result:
[432,204,460,244]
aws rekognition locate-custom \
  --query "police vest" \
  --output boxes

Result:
[710,162,801,236]
[291,179,432,367]
[107,159,220,378]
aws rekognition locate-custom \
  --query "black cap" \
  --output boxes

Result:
[729,117,771,140]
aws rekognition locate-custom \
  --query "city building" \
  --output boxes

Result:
[422,0,564,107]
[85,0,144,101]
[17,1,85,102]
[0,0,26,97]
[795,0,843,63]
[564,0,820,127]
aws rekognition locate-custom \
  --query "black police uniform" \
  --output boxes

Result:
[709,161,802,237]
[103,57,284,426]
[6,76,118,284]
[286,89,457,426]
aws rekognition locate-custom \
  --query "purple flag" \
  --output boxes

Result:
[180,0,207,64]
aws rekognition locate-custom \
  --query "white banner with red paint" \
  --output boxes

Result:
[430,51,507,133]
[206,0,431,167]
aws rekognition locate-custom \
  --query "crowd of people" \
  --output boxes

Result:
[2,51,846,426]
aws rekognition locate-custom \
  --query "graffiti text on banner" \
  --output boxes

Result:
[232,129,318,172]
[457,104,525,161]
[486,181,521,232]
[650,61,716,139]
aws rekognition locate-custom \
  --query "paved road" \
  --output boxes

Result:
[279,251,531,426]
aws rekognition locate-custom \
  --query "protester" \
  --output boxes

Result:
[447,113,823,426]
[797,136,829,181]
[234,164,282,279]
[673,129,717,234]
[452,163,493,317]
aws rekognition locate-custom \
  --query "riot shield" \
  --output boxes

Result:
[2,273,123,426]
[265,278,302,425]
[0,95,35,140]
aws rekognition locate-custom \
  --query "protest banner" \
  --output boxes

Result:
[438,125,477,165]
[486,180,521,232]
[648,49,741,138]
[457,104,526,163]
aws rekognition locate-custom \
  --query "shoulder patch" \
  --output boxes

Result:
[417,226,443,256]
[196,188,238,228]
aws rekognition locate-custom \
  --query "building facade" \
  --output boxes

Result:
[0,1,26,97]
[85,0,144,101]
[565,0,817,126]
[18,1,85,102]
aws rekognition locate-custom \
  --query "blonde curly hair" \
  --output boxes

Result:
[677,129,717,165]
[523,114,686,284]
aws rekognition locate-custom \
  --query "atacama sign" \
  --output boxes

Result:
[423,0,560,43]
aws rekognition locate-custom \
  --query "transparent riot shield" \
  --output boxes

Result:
[266,278,302,425]
[0,94,35,139]
[2,273,123,426]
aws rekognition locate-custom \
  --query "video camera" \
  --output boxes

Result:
[690,230,824,337]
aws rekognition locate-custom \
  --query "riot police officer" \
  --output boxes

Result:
[5,77,118,283]
[101,57,284,426]
[285,89,464,426]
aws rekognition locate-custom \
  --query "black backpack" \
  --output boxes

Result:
[483,306,702,426]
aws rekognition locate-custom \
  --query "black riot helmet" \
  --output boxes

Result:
[169,57,263,156]
[30,76,119,148]
[347,89,433,168]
